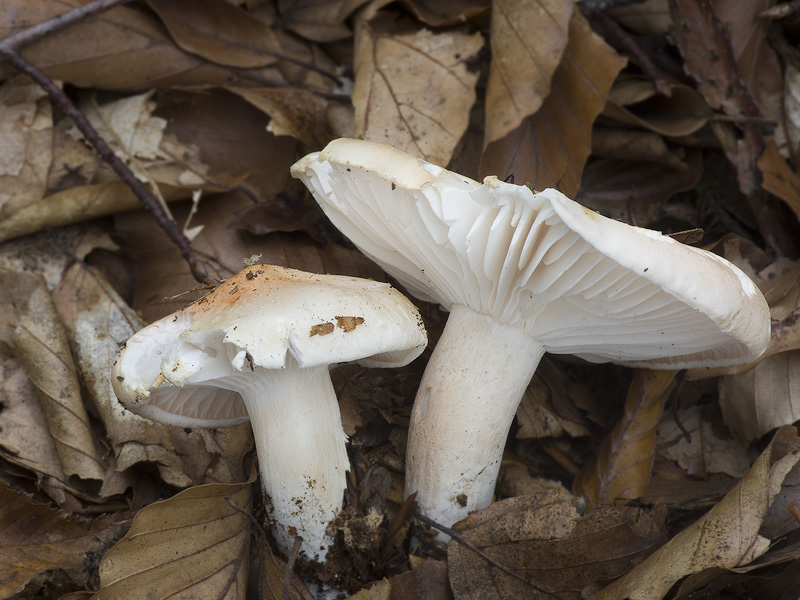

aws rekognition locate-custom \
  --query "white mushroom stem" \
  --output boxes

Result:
[233,359,348,561]
[406,305,544,532]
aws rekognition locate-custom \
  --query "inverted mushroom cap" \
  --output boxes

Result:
[113,264,427,427]
[291,138,770,369]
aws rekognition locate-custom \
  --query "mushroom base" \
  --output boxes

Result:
[405,305,545,534]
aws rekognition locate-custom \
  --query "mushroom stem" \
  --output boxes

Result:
[237,361,348,560]
[406,305,544,533]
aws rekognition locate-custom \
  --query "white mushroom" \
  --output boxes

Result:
[112,264,427,560]
[290,138,771,531]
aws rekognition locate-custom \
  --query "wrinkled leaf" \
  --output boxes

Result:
[352,10,483,166]
[591,129,688,171]
[275,0,353,42]
[480,9,626,197]
[94,480,252,599]
[596,426,800,600]
[483,0,573,145]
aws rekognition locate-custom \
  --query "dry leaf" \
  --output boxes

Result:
[0,354,66,481]
[0,481,122,599]
[607,0,670,35]
[400,0,490,27]
[147,0,281,68]
[94,480,252,599]
[483,0,573,145]
[0,270,105,481]
[448,488,666,599]
[657,405,751,478]
[574,370,676,511]
[758,138,800,221]
[785,62,800,160]
[596,426,800,600]
[591,129,688,171]
[275,0,353,42]
[719,350,800,444]
[0,76,52,221]
[480,9,626,197]
[352,10,483,166]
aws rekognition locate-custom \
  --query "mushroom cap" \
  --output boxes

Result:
[112,264,427,427]
[291,138,770,369]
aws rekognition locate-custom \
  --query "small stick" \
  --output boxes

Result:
[413,507,569,600]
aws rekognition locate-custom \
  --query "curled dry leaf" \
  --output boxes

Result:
[274,0,354,42]
[94,480,252,600]
[0,481,123,599]
[0,270,105,481]
[352,10,483,167]
[483,0,574,146]
[574,370,676,511]
[0,0,236,91]
[480,9,626,197]
[595,426,800,600]
[447,488,666,600]
[591,129,689,171]
[607,0,670,35]
[758,139,800,222]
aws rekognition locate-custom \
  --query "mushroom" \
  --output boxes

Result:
[290,138,771,530]
[112,264,427,560]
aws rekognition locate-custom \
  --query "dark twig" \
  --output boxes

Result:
[0,4,221,284]
[413,506,569,600]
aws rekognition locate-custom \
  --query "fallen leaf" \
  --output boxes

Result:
[480,9,626,197]
[447,489,666,599]
[591,128,688,171]
[0,481,122,599]
[574,370,676,511]
[352,10,483,166]
[274,0,354,42]
[607,0,670,35]
[400,0,490,27]
[483,0,574,145]
[785,62,800,159]
[147,0,282,68]
[758,138,800,221]
[596,426,800,600]
[0,270,105,481]
[94,480,252,599]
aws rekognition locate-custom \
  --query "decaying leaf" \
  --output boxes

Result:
[596,426,800,600]
[480,9,626,197]
[352,9,483,166]
[447,488,666,599]
[94,480,252,599]
[758,138,800,221]
[483,0,573,145]
[0,481,123,599]
[574,370,676,511]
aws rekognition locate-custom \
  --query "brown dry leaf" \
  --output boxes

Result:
[229,86,330,148]
[595,426,800,600]
[352,10,483,166]
[483,0,574,146]
[480,9,626,197]
[607,0,670,35]
[497,453,568,499]
[0,354,66,481]
[591,129,688,171]
[447,488,666,599]
[574,370,676,511]
[258,538,315,600]
[400,0,490,27]
[719,351,800,444]
[94,480,252,599]
[275,0,353,42]
[602,75,711,137]
[0,1,236,92]
[0,76,52,222]
[785,62,800,160]
[348,559,451,600]
[147,0,281,68]
[657,405,751,478]
[0,481,122,599]
[758,138,800,221]
[0,270,105,481]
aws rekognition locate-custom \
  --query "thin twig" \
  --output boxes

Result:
[283,537,303,600]
[413,507,569,600]
[0,0,133,53]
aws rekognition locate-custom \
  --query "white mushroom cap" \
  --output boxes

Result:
[291,138,769,368]
[291,138,770,531]
[113,264,427,559]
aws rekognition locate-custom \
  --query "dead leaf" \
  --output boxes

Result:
[483,0,574,146]
[94,480,252,599]
[0,481,123,599]
[0,270,105,481]
[758,138,800,221]
[497,453,568,499]
[274,0,353,42]
[352,10,483,166]
[596,426,800,600]
[785,62,800,160]
[400,0,490,27]
[258,533,315,600]
[447,489,666,599]
[147,0,282,68]
[574,370,676,511]
[480,9,626,197]
[608,0,670,35]
[591,128,688,171]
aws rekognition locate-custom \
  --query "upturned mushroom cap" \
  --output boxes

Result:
[113,264,427,427]
[291,138,769,368]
